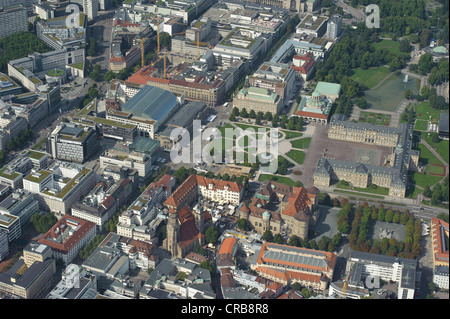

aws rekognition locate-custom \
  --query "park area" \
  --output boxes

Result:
[372,39,402,55]
[351,66,393,90]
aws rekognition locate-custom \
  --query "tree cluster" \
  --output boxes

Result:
[0,32,50,73]
[423,175,449,205]
[79,234,106,260]
[30,212,57,234]
[347,203,422,259]
[6,129,33,152]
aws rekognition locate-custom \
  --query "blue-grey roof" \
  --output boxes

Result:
[122,85,179,123]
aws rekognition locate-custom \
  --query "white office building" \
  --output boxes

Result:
[83,0,98,19]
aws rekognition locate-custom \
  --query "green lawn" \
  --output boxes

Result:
[218,123,237,137]
[359,111,391,125]
[282,130,303,139]
[414,119,429,131]
[418,143,444,165]
[334,189,385,199]
[412,171,444,189]
[420,132,449,164]
[373,39,401,56]
[426,164,445,176]
[259,174,302,187]
[351,66,392,90]
[290,137,311,149]
[235,123,269,133]
[285,150,306,165]
[415,102,443,124]
[409,141,447,190]
[335,181,390,196]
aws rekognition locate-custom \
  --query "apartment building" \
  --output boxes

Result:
[83,0,98,20]
[46,264,97,299]
[0,189,40,227]
[326,14,342,39]
[100,149,153,182]
[36,13,88,50]
[0,229,8,261]
[8,48,84,92]
[296,14,328,38]
[116,175,176,243]
[165,174,244,211]
[431,218,449,289]
[72,178,134,229]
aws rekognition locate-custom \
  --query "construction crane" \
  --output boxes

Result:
[339,253,353,299]
[151,53,168,79]
[152,16,188,55]
[152,17,202,59]
[140,38,144,67]
[339,271,350,299]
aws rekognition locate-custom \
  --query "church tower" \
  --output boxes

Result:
[194,196,205,234]
[165,208,179,259]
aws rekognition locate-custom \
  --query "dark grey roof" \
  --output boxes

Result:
[439,113,449,133]
[0,259,54,289]
[434,265,449,276]
[350,250,417,267]
[400,263,416,290]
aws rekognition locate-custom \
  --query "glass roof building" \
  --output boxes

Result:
[121,85,180,124]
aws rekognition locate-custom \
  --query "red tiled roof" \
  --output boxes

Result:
[294,110,328,119]
[185,252,207,264]
[255,242,337,273]
[101,195,116,210]
[431,218,449,264]
[282,186,311,220]
[38,215,96,255]
[177,205,204,249]
[164,175,243,209]
[218,237,237,256]
[220,268,236,288]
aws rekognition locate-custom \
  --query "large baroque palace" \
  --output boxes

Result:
[313,114,419,198]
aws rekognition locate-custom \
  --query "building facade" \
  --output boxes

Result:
[0,5,28,39]
[48,123,98,163]
[38,215,97,265]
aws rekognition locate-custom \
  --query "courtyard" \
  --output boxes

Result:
[313,206,341,240]
[300,123,393,188]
